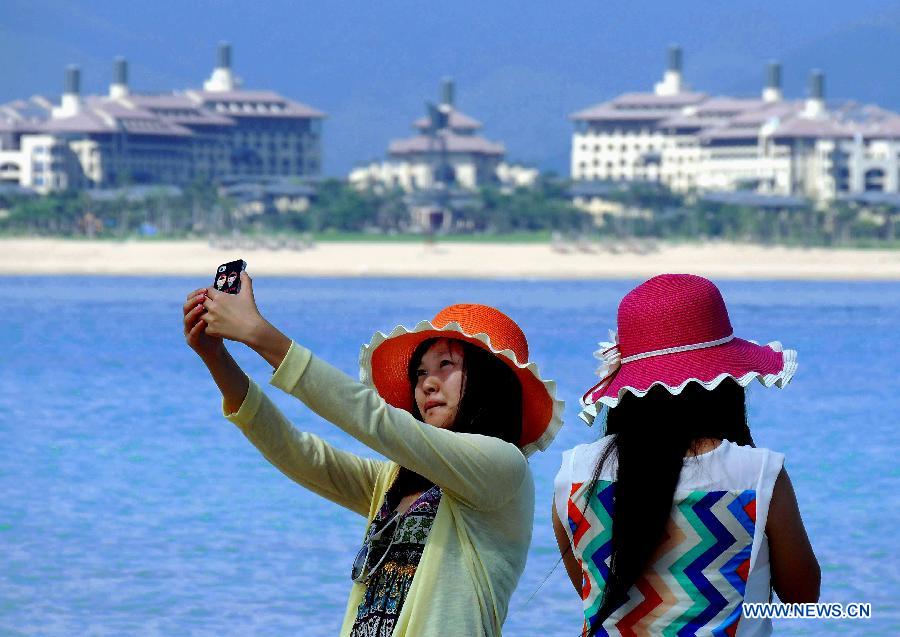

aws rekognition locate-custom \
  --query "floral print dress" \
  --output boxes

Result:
[350,485,442,637]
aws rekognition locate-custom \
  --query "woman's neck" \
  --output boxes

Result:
[686,437,723,457]
[388,467,433,507]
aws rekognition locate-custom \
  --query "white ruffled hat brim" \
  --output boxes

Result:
[579,341,797,425]
[360,319,565,457]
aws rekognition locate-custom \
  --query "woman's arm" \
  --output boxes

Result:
[766,469,821,603]
[185,287,383,517]
[552,503,582,593]
[184,286,249,412]
[200,274,528,510]
[273,343,528,511]
[203,343,251,415]
[224,377,385,517]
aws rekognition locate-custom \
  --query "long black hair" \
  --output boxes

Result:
[587,378,752,630]
[388,337,524,500]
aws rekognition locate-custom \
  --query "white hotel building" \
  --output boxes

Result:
[571,47,900,211]
[0,43,324,193]
[349,79,537,192]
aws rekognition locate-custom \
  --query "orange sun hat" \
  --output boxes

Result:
[358,303,564,456]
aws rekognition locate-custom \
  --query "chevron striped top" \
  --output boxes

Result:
[554,437,784,637]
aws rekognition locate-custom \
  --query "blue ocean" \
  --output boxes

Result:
[1,276,897,636]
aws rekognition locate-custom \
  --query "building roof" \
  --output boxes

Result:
[658,114,729,130]
[571,106,678,122]
[571,91,708,122]
[573,78,900,145]
[728,101,802,126]
[222,180,316,200]
[698,125,764,142]
[388,131,505,156]
[413,109,482,131]
[37,98,195,137]
[84,185,183,202]
[405,187,479,207]
[611,92,708,108]
[1,97,54,122]
[186,89,325,119]
[771,116,854,139]
[693,97,766,116]
[1,81,324,143]
[2,82,324,142]
[868,117,900,139]
[125,94,236,126]
[37,110,113,135]
[838,192,900,207]
[0,117,43,134]
[700,191,809,208]
[577,88,900,144]
[569,179,634,198]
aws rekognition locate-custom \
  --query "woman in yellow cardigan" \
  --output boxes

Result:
[182,273,563,636]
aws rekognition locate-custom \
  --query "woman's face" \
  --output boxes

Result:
[414,338,465,429]
[216,274,227,289]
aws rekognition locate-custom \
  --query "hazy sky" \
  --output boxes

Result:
[4,0,899,175]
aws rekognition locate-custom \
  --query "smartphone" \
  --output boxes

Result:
[212,259,247,294]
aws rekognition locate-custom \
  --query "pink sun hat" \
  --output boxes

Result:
[579,273,798,424]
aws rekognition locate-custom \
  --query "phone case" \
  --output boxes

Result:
[213,259,247,294]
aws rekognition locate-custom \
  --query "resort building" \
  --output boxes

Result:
[0,43,324,194]
[571,46,900,215]
[349,79,537,193]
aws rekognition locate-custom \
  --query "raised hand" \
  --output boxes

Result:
[201,272,266,345]
[183,287,224,361]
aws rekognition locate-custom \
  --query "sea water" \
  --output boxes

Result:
[1,276,897,636]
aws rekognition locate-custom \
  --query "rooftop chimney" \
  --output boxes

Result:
[65,65,80,95]
[810,69,824,99]
[762,61,782,102]
[53,65,82,118]
[218,42,232,70]
[655,45,686,96]
[203,41,237,92]
[441,77,455,107]
[109,56,129,99]
[803,69,826,118]
[668,45,683,72]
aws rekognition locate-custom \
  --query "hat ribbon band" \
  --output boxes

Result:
[582,332,735,407]
[620,333,735,364]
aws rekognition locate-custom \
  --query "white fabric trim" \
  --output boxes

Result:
[579,341,797,424]
[359,319,565,457]
[620,333,735,363]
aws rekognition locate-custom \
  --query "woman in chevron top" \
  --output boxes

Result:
[552,274,819,636]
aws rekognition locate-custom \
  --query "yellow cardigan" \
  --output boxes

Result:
[223,341,535,636]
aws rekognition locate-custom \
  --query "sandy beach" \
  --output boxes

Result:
[6,238,900,279]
